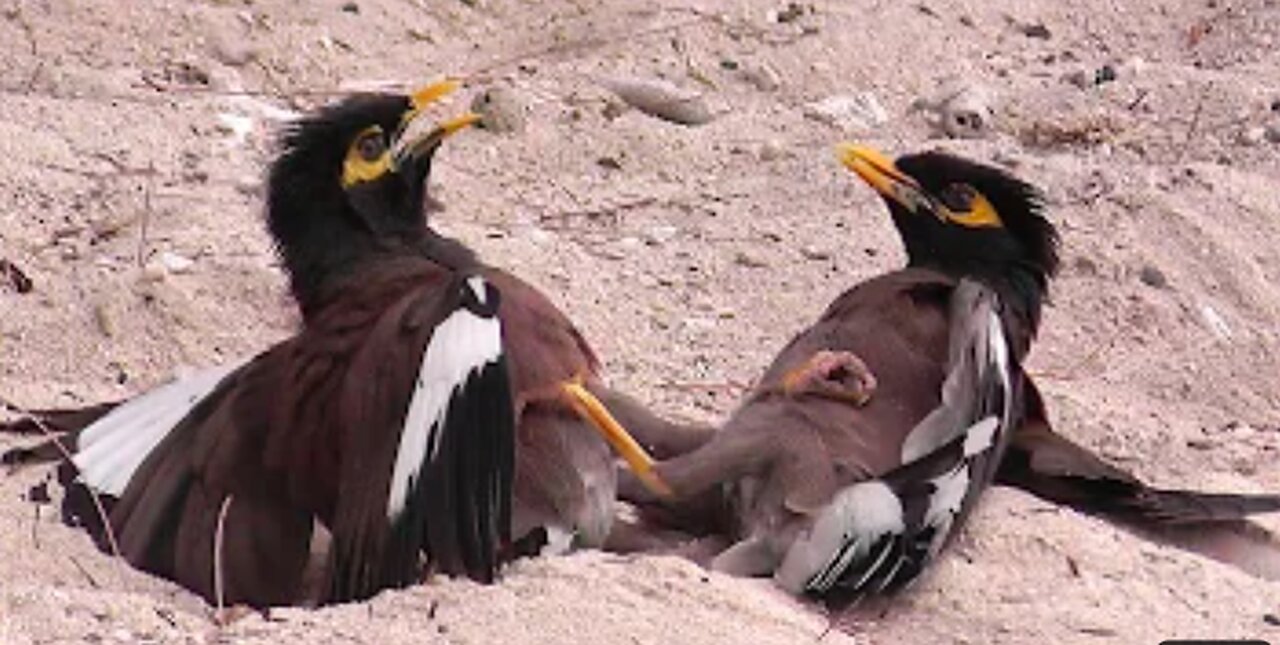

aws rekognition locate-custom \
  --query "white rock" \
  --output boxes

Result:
[645,225,678,245]
[1116,56,1147,77]
[803,92,888,132]
[1239,127,1266,146]
[216,113,254,145]
[1200,303,1232,340]
[158,251,195,274]
[757,138,785,161]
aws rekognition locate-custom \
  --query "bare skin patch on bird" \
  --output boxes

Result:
[340,125,392,188]
[942,188,1002,229]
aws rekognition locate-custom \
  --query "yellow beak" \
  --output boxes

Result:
[403,78,464,124]
[835,143,935,217]
[391,77,481,165]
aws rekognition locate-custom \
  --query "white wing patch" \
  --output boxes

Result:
[386,306,503,520]
[775,481,905,594]
[962,416,1000,457]
[74,362,242,496]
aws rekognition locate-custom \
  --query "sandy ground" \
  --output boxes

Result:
[3,0,1280,642]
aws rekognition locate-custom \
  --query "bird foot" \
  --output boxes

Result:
[211,605,258,627]
[779,350,877,406]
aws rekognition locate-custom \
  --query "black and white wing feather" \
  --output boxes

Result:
[328,275,515,601]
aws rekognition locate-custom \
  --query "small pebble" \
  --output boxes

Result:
[1265,123,1280,143]
[740,60,782,92]
[596,156,622,171]
[1094,64,1117,85]
[0,259,33,293]
[234,175,261,196]
[1064,69,1091,89]
[734,251,769,268]
[757,139,785,161]
[1263,613,1280,627]
[1073,256,1099,276]
[92,303,114,337]
[775,2,806,23]
[1138,264,1168,289]
[1116,56,1146,77]
[209,32,257,67]
[159,251,195,274]
[645,225,678,245]
[471,85,528,133]
[1240,126,1267,146]
[340,1,359,13]
[1021,23,1052,39]
[800,246,830,261]
[140,262,168,283]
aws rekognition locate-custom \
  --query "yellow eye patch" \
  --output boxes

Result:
[941,186,1002,228]
[341,125,392,188]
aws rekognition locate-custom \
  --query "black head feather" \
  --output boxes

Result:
[879,151,1060,335]
[266,93,439,310]
[893,151,1059,281]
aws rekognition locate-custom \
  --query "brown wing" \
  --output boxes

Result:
[323,271,514,600]
[5,259,516,607]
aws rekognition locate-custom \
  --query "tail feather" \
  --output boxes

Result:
[998,383,1280,525]
[1123,488,1280,524]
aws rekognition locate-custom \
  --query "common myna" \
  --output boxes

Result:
[598,145,1280,606]
[0,80,681,607]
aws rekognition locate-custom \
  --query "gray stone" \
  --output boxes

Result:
[470,85,528,134]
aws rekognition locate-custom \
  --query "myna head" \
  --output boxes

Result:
[837,144,1060,289]
[267,80,480,307]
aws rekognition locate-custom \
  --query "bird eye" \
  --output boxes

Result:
[938,184,977,211]
[356,132,386,161]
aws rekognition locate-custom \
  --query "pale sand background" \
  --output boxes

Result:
[2,0,1279,642]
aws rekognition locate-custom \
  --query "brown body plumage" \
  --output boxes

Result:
[0,82,642,607]
[610,145,1280,606]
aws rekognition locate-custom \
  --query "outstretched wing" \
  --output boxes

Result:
[327,274,515,601]
[776,279,1018,603]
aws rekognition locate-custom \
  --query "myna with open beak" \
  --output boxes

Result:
[0,79,693,608]
[589,145,1280,607]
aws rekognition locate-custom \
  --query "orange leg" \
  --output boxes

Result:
[560,381,674,499]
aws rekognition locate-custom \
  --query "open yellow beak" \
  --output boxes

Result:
[403,78,464,124]
[835,143,935,217]
[392,78,481,164]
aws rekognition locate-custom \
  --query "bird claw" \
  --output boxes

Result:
[780,350,878,406]
[211,605,258,627]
